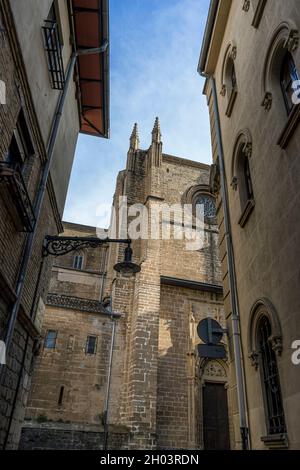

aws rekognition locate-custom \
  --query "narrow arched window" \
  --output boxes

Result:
[280,52,299,114]
[236,148,254,209]
[257,316,286,435]
[73,253,84,270]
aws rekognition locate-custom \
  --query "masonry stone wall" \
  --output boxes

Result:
[0,1,79,449]
[19,423,129,450]
[157,284,231,449]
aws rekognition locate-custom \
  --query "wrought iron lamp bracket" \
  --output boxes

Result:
[42,236,131,258]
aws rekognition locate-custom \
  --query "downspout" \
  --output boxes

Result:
[102,306,120,450]
[0,42,108,383]
[201,72,250,450]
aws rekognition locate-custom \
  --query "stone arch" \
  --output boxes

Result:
[200,358,228,383]
[261,20,299,111]
[182,184,212,206]
[248,298,283,368]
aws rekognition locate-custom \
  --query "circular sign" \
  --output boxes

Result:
[197,318,224,345]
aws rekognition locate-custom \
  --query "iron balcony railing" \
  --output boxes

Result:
[42,20,65,90]
[0,161,36,232]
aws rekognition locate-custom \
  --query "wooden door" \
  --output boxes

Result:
[203,382,230,450]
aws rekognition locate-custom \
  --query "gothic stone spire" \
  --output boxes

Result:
[151,116,161,144]
[130,122,139,151]
[149,117,162,168]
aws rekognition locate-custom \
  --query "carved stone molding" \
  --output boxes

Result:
[243,142,252,159]
[231,176,238,191]
[220,84,227,96]
[261,92,273,111]
[209,161,221,195]
[203,360,227,378]
[249,351,259,369]
[284,29,299,53]
[230,45,237,61]
[269,335,283,356]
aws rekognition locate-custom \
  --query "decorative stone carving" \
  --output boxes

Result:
[243,142,252,159]
[231,176,238,190]
[261,92,273,111]
[220,84,226,96]
[269,335,283,356]
[230,46,237,61]
[249,351,259,369]
[242,0,250,12]
[204,360,226,378]
[284,29,299,52]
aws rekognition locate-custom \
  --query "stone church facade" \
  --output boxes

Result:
[20,121,239,450]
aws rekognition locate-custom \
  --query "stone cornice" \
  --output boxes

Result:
[161,276,223,294]
[162,154,211,170]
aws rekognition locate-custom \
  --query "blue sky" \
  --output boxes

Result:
[63,0,211,228]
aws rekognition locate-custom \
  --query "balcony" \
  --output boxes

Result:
[0,162,36,232]
[42,20,65,90]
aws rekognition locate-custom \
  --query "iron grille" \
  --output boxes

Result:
[0,161,36,232]
[259,317,286,435]
[42,20,65,90]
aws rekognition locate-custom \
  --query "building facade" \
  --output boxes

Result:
[20,121,238,450]
[0,0,109,449]
[198,0,300,450]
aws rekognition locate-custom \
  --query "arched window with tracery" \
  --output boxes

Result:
[194,194,216,221]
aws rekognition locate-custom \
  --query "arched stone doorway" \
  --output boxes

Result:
[196,359,230,449]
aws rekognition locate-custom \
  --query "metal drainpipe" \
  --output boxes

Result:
[0,42,108,384]
[102,307,120,450]
[203,73,250,450]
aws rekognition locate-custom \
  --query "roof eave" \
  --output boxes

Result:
[100,0,110,139]
[197,0,231,76]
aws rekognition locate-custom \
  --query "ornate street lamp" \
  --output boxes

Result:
[43,235,141,275]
